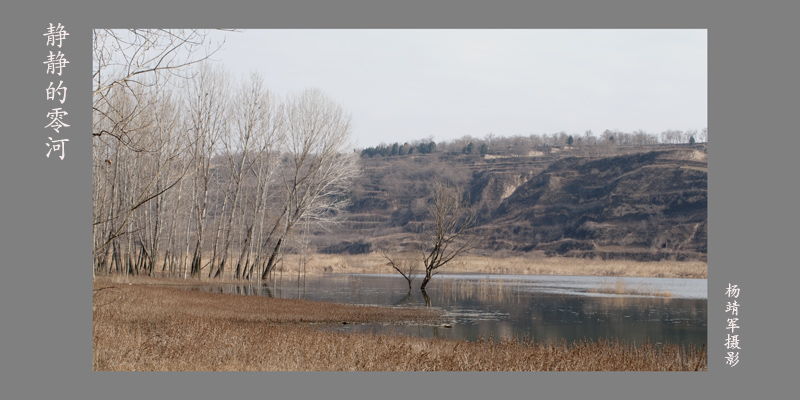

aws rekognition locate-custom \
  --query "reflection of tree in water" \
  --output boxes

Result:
[392,290,414,307]
[190,275,706,347]
[392,289,434,308]
[231,283,274,298]
[422,289,432,307]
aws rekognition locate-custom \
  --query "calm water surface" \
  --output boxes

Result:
[194,274,707,348]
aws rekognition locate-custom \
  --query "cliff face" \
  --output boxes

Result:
[489,149,707,260]
[325,146,707,262]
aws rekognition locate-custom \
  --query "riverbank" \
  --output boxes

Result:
[285,252,707,279]
[127,252,706,282]
[93,277,707,371]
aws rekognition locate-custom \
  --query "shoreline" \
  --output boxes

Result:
[330,253,707,279]
[93,279,707,371]
[115,252,706,283]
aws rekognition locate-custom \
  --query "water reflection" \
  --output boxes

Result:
[192,274,706,348]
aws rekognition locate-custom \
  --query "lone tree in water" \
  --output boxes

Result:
[378,244,420,291]
[419,181,477,291]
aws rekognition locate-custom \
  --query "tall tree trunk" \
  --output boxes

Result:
[234,225,253,280]
[261,237,284,280]
[420,272,432,291]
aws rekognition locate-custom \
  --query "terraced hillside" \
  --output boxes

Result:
[313,145,707,262]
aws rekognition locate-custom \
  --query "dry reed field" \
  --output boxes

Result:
[589,278,675,297]
[93,278,707,371]
[294,253,707,279]
[129,252,706,281]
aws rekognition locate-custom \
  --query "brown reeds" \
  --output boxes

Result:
[432,277,520,303]
[589,278,674,297]
[291,253,707,279]
[105,252,706,281]
[93,278,706,371]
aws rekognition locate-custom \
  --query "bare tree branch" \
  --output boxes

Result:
[379,244,420,290]
[419,181,478,290]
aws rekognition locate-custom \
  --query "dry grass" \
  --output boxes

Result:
[92,277,440,324]
[589,278,674,297]
[121,252,705,282]
[296,253,707,279]
[93,278,706,371]
[432,277,521,303]
[681,165,708,173]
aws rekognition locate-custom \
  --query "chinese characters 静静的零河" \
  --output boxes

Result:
[44,23,69,160]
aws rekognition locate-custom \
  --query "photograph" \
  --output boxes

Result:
[90,29,708,371]
[7,0,800,399]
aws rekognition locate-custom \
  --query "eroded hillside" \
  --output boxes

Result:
[314,145,707,262]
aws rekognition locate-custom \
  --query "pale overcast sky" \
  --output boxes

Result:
[207,29,707,148]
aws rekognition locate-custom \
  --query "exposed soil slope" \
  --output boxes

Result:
[319,145,707,262]
[489,149,707,260]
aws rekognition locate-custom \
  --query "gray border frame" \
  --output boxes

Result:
[2,0,795,399]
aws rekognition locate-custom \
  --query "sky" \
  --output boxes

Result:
[205,29,707,148]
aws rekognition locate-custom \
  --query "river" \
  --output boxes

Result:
[194,273,707,348]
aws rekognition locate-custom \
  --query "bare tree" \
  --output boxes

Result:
[378,244,420,290]
[583,130,596,147]
[92,29,229,274]
[698,127,708,143]
[419,181,478,291]
[186,63,230,278]
[239,113,285,280]
[93,29,227,146]
[92,84,188,276]
[93,52,365,283]
[135,87,186,276]
[660,129,684,144]
[259,89,361,281]
[215,73,285,280]
[209,72,275,279]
